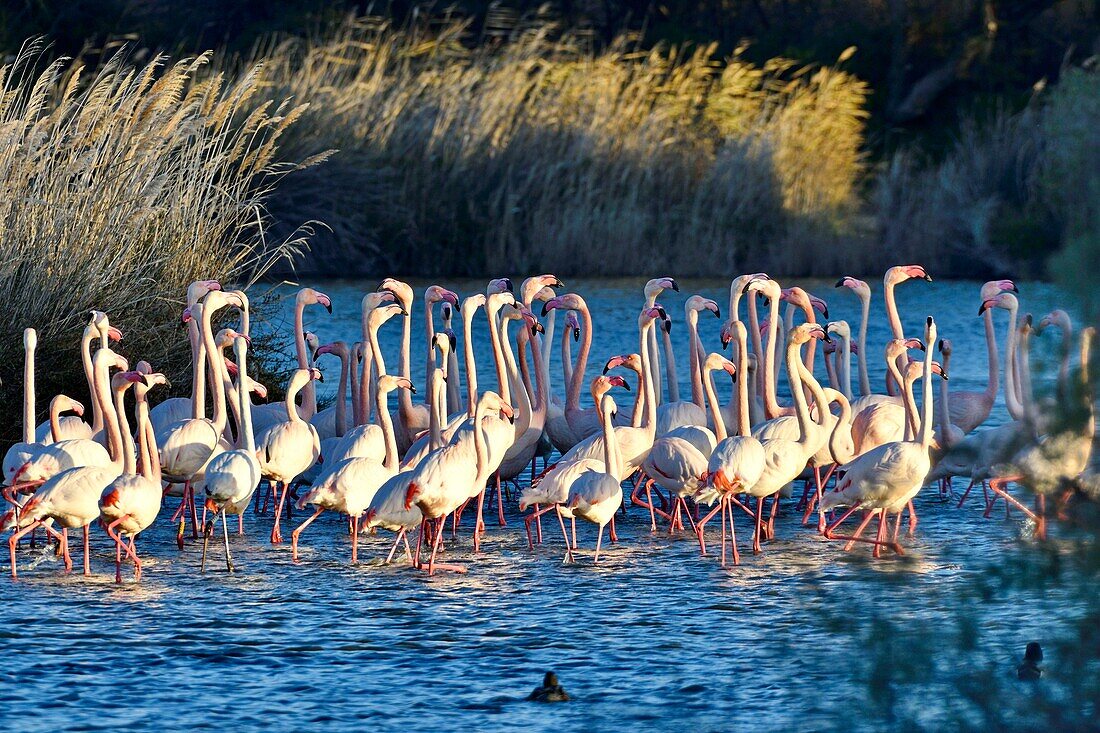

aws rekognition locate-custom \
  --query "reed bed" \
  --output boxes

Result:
[0,41,316,441]
[258,17,872,277]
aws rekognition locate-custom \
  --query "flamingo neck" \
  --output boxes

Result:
[463,307,479,418]
[285,373,309,426]
[377,383,400,470]
[137,391,161,482]
[398,298,413,416]
[919,336,935,449]
[688,312,703,408]
[527,325,548,419]
[92,357,124,472]
[350,346,361,426]
[486,304,511,404]
[763,296,783,418]
[828,391,853,465]
[939,352,953,448]
[334,349,349,437]
[785,338,814,448]
[498,317,528,425]
[857,292,871,396]
[567,302,592,412]
[736,332,752,438]
[540,310,556,378]
[293,299,316,417]
[48,399,65,444]
[79,327,102,433]
[747,296,764,399]
[237,355,256,455]
[114,385,137,475]
[982,309,1000,405]
[1003,310,1024,421]
[661,327,679,403]
[472,401,490,485]
[638,320,657,432]
[359,300,373,425]
[840,335,853,401]
[200,304,229,436]
[884,279,903,340]
[702,367,728,442]
[23,335,35,444]
[423,298,436,403]
[600,394,622,478]
[428,368,443,451]
[560,323,574,394]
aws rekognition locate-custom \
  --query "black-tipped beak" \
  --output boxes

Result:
[410,385,417,394]
[572,329,579,342]
[662,319,672,334]
[316,373,325,383]
[553,279,564,288]
[834,278,846,288]
[399,307,409,316]
[821,306,830,319]
[670,280,679,292]
[503,278,514,292]
[941,372,949,381]
[534,322,545,335]
[323,303,332,314]
[713,307,721,319]
[449,333,457,351]
[540,303,550,317]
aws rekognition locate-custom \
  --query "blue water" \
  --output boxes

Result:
[2,278,1082,731]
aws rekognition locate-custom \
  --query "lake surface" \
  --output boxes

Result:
[2,278,1084,731]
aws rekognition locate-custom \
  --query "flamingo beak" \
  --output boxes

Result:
[318,294,332,313]
[904,338,926,351]
[107,326,124,342]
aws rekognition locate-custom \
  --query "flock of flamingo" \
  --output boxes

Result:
[1,268,1095,581]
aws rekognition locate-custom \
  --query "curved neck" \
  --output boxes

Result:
[638,320,657,431]
[377,384,400,470]
[561,324,574,393]
[334,350,349,436]
[200,305,229,435]
[567,303,593,412]
[840,335,853,401]
[796,356,830,430]
[498,317,529,423]
[446,344,461,416]
[1003,314,1024,421]
[79,328,102,432]
[472,401,490,484]
[829,391,853,464]
[423,298,436,403]
[350,347,362,426]
[93,359,124,471]
[540,310,556,377]
[398,301,413,415]
[367,318,388,421]
[884,279,904,339]
[23,337,35,444]
[486,305,511,404]
[463,308,479,417]
[661,328,679,403]
[688,312,703,407]
[762,296,783,418]
[359,302,373,425]
[857,293,871,396]
[903,374,920,441]
[48,400,66,443]
[747,296,764,399]
[285,374,309,426]
[294,299,317,416]
[137,390,160,482]
[702,367,728,442]
[114,385,136,475]
[600,396,622,478]
[982,309,1000,404]
[784,338,814,446]
[885,352,906,404]
[919,340,934,448]
[939,352,953,446]
[237,352,256,454]
[527,325,548,418]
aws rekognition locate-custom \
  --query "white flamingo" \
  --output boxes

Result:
[151,280,222,436]
[99,370,168,582]
[564,392,626,565]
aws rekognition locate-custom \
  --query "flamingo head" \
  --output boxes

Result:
[187,280,222,304]
[888,264,932,285]
[603,353,641,375]
[426,285,459,307]
[368,302,407,330]
[248,378,268,400]
[639,305,663,329]
[980,279,1019,300]
[100,488,121,509]
[1037,309,1071,335]
[826,320,851,342]
[434,328,457,356]
[780,287,829,320]
[685,296,721,319]
[744,277,781,301]
[834,276,871,298]
[308,367,324,383]
[541,293,584,316]
[719,320,733,349]
[564,311,581,340]
[487,277,513,294]
[314,340,347,362]
[363,290,395,314]
[52,395,85,417]
[938,338,953,357]
[644,276,679,299]
[217,328,251,350]
[379,374,416,395]
[513,306,543,334]
[978,291,1017,316]
[790,323,829,345]
[461,293,487,319]
[704,352,736,378]
[605,375,631,391]
[521,274,563,305]
[378,278,413,307]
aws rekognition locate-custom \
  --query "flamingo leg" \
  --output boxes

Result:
[841,511,876,551]
[83,525,90,576]
[720,499,728,567]
[495,473,507,527]
[221,509,235,572]
[270,482,289,544]
[956,478,977,508]
[609,516,618,543]
[906,500,918,535]
[754,496,765,554]
[350,514,360,564]
[290,506,326,562]
[985,476,1030,520]
[695,501,724,556]
[571,517,577,549]
[8,520,46,578]
[238,513,244,536]
[385,529,405,565]
[556,506,574,564]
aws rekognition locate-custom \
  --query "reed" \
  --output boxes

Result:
[257,16,871,277]
[0,41,317,441]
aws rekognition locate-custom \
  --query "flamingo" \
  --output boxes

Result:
[564,391,627,565]
[99,370,168,582]
[202,335,263,570]
[355,290,396,425]
[150,280,222,436]
[250,287,332,436]
[256,367,323,544]
[833,276,873,398]
[309,341,354,444]
[519,375,629,547]
[934,281,1019,433]
[403,391,515,574]
[544,310,582,454]
[377,279,458,453]
[985,326,1095,539]
[655,295,720,436]
[820,316,942,557]
[4,329,46,486]
[159,291,243,541]
[292,374,416,563]
[2,361,140,578]
[642,276,679,410]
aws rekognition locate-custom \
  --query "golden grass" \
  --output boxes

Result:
[0,40,318,439]
[257,17,871,277]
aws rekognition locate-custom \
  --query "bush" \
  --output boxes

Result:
[0,41,315,442]
[257,16,870,277]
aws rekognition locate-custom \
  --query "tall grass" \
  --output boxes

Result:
[0,41,317,441]
[257,17,871,277]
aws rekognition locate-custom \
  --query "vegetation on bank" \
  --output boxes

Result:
[0,42,315,442]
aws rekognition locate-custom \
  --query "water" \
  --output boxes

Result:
[2,278,1082,731]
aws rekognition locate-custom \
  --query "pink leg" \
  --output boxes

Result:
[495,473,507,527]
[594,524,604,564]
[290,506,325,561]
[83,525,90,575]
[907,500,917,535]
[8,520,46,578]
[556,507,574,564]
[271,482,288,544]
[350,515,360,564]
[754,496,765,554]
[385,529,406,564]
[841,511,876,551]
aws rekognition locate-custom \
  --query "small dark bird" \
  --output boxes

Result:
[1017,642,1043,681]
[528,671,569,702]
